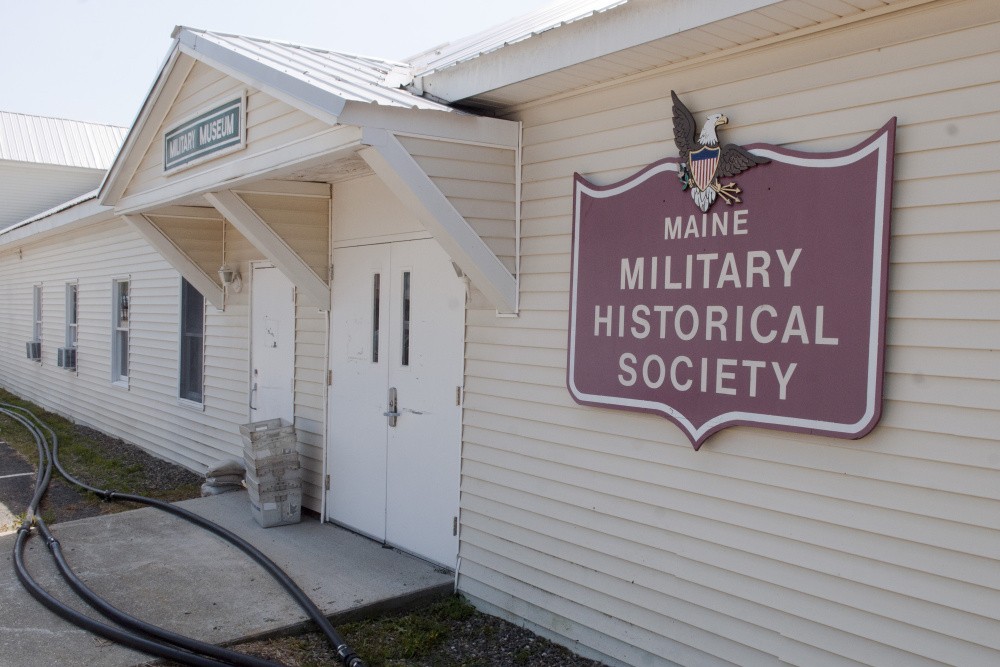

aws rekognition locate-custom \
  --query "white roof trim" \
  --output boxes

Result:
[99,47,195,206]
[0,191,114,248]
[174,29,347,125]
[415,0,783,102]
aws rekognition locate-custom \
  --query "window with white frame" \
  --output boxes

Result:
[179,279,204,403]
[112,279,129,382]
[32,285,42,342]
[65,283,78,348]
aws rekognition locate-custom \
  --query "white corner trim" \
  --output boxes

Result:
[205,189,331,310]
[122,213,225,309]
[359,128,517,313]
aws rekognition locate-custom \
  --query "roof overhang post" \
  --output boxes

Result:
[204,189,331,310]
[359,127,517,314]
[122,213,225,309]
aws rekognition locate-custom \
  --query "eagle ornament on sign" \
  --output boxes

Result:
[672,91,770,211]
[567,91,896,449]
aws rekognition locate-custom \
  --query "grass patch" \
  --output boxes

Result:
[0,388,202,522]
[338,596,476,664]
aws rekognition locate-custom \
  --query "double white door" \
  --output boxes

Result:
[327,239,465,567]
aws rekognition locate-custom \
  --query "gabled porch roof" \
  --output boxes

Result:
[100,27,520,313]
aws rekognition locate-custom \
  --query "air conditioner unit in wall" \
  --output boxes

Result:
[26,341,41,360]
[57,347,76,370]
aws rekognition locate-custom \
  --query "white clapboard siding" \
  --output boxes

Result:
[0,218,250,472]
[123,61,329,201]
[458,3,1000,665]
[294,291,328,511]
[0,213,329,511]
[396,134,518,274]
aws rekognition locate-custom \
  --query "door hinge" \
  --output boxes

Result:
[456,386,462,406]
[327,369,333,386]
[453,516,458,536]
[325,474,331,491]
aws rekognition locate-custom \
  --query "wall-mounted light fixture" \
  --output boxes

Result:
[218,265,242,293]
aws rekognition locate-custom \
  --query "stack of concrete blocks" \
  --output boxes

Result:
[239,418,302,527]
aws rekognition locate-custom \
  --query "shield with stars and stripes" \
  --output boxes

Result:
[688,145,721,191]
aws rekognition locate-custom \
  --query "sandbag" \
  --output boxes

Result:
[205,458,244,478]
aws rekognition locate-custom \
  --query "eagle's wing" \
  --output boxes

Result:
[717,144,770,177]
[671,90,697,157]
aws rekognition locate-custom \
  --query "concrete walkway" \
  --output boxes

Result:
[0,491,453,666]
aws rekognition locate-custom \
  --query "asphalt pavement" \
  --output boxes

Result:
[0,439,36,534]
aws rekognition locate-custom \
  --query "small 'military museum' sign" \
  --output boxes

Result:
[163,95,245,172]
[568,92,896,449]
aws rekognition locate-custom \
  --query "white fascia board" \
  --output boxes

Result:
[204,189,330,310]
[419,0,782,102]
[339,101,519,148]
[122,213,225,309]
[175,29,344,126]
[100,49,196,206]
[359,128,517,313]
[0,196,115,249]
[114,125,361,216]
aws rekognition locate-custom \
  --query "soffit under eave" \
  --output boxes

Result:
[425,0,928,110]
[122,207,227,309]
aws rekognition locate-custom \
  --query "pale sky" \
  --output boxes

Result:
[0,0,554,127]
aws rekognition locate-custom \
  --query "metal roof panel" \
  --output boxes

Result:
[0,112,127,169]
[408,0,628,76]
[178,28,452,114]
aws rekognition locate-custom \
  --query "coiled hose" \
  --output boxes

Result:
[6,403,365,667]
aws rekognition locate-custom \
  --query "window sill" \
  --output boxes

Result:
[178,398,205,412]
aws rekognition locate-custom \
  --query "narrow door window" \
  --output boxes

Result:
[400,271,410,366]
[372,273,381,363]
[112,279,129,382]
[179,279,205,403]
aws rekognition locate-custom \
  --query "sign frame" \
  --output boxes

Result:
[567,118,896,449]
[163,93,247,173]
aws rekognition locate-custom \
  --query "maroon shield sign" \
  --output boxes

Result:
[568,119,896,449]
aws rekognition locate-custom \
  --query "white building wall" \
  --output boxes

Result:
[457,4,1000,665]
[0,215,328,513]
[0,218,248,471]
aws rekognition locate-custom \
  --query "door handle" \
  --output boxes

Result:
[384,387,398,427]
[250,381,258,411]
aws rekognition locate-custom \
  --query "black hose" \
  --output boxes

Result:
[6,406,234,666]
[13,526,233,667]
[33,512,282,667]
[6,403,365,667]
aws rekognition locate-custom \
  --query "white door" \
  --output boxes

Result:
[328,239,465,567]
[250,265,295,424]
